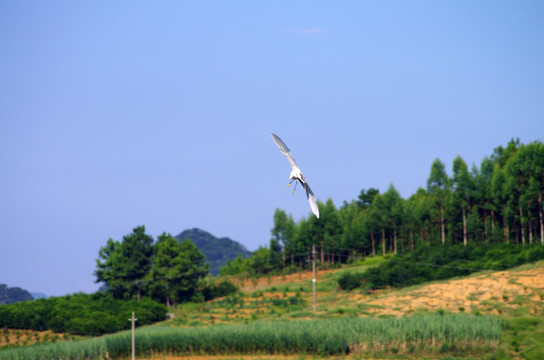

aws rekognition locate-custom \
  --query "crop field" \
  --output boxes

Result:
[1,260,544,359]
[0,314,501,359]
[0,328,74,348]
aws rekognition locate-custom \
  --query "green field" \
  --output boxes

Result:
[0,314,502,359]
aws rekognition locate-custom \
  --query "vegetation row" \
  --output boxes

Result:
[0,293,166,336]
[338,242,544,291]
[0,314,502,359]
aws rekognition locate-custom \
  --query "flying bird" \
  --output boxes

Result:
[271,133,320,218]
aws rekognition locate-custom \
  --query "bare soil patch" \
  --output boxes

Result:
[235,269,334,292]
[0,329,68,348]
[351,267,544,316]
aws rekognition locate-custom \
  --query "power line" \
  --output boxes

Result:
[210,250,505,275]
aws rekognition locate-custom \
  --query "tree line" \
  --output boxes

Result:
[220,139,544,277]
[0,292,166,336]
[94,227,236,306]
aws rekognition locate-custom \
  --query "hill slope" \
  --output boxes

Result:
[172,260,544,358]
[175,228,252,275]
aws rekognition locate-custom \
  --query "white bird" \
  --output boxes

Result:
[271,133,320,218]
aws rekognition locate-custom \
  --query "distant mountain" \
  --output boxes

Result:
[0,284,33,304]
[31,292,48,300]
[175,228,252,275]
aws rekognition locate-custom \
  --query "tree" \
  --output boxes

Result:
[505,150,529,245]
[529,143,544,245]
[406,188,431,249]
[175,239,209,302]
[249,246,274,274]
[150,233,183,307]
[475,156,496,241]
[293,218,313,268]
[491,165,510,242]
[427,159,450,244]
[353,189,381,257]
[219,253,250,276]
[120,226,154,300]
[505,141,544,245]
[339,202,371,258]
[452,156,474,246]
[268,237,283,271]
[371,193,389,256]
[365,200,381,257]
[271,209,295,268]
[523,178,539,245]
[94,238,127,299]
[357,188,380,209]
[322,199,342,264]
[490,139,520,243]
[382,184,404,254]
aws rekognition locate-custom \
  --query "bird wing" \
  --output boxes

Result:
[271,133,299,170]
[302,181,320,218]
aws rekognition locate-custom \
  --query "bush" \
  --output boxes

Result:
[201,280,239,301]
[337,272,365,291]
[0,292,167,336]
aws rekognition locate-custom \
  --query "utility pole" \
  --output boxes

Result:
[128,311,138,360]
[312,244,316,312]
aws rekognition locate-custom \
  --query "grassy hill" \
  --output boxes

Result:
[175,228,252,275]
[2,259,544,359]
[169,259,544,359]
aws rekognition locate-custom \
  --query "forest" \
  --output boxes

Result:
[221,139,544,276]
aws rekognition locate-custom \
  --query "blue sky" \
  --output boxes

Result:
[1,1,543,296]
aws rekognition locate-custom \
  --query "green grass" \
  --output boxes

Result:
[0,314,502,359]
[498,316,544,360]
[0,337,106,360]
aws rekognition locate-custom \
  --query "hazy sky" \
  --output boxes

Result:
[1,1,543,296]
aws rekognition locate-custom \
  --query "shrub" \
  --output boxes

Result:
[337,272,365,291]
[201,280,239,301]
[0,292,167,336]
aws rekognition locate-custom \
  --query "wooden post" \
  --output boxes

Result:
[312,244,316,312]
[128,311,138,360]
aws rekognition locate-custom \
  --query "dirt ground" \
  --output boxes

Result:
[0,329,65,348]
[350,266,544,316]
[235,269,334,292]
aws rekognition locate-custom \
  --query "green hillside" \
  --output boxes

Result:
[175,228,252,275]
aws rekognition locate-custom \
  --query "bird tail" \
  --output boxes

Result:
[302,182,319,218]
